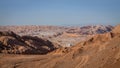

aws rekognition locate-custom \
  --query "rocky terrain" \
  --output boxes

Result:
[0,24,120,68]
[0,31,57,54]
[0,25,113,47]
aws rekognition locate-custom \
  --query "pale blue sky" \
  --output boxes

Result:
[0,0,120,26]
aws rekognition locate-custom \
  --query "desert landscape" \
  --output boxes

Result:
[0,0,120,68]
[0,24,120,68]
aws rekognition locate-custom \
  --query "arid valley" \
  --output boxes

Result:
[0,25,120,68]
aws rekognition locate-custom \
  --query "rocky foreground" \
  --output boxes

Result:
[0,25,120,68]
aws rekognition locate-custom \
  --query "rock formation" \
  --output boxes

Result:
[0,31,56,54]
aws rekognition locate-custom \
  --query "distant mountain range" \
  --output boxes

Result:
[0,25,113,36]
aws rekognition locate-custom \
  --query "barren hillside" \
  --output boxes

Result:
[0,25,119,68]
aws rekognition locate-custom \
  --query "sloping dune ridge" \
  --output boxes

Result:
[0,25,120,68]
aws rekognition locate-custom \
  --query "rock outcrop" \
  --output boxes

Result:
[0,31,56,54]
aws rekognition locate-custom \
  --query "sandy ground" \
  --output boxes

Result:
[0,54,63,68]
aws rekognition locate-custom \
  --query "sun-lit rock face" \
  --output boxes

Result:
[112,24,120,33]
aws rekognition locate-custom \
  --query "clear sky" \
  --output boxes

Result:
[0,0,120,26]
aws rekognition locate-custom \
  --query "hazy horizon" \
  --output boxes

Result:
[0,0,120,26]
